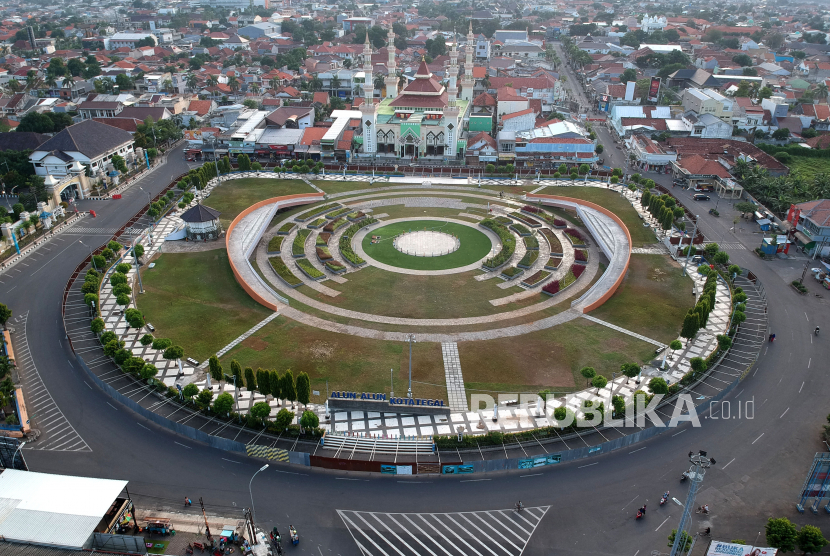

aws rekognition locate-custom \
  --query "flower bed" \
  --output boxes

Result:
[480,219,517,269]
[510,223,531,237]
[267,236,283,254]
[522,270,551,287]
[494,216,513,225]
[501,266,524,280]
[278,222,297,235]
[544,256,562,270]
[523,235,539,251]
[510,212,542,228]
[326,207,351,219]
[560,269,577,288]
[292,229,311,257]
[307,218,327,229]
[323,218,348,233]
[553,218,567,228]
[319,232,331,245]
[315,235,327,246]
[572,264,586,279]
[296,258,325,280]
[316,246,333,261]
[542,280,560,295]
[521,205,544,215]
[269,257,302,287]
[325,261,347,273]
[541,264,581,297]
[297,202,341,222]
[339,217,378,267]
[539,228,563,255]
[564,227,586,247]
[574,249,588,264]
[517,250,539,269]
[347,211,366,222]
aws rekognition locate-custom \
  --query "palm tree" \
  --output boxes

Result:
[309,75,322,91]
[733,158,750,180]
[330,75,341,94]
[250,83,260,95]
[185,73,198,93]
[227,75,239,96]
[25,70,37,90]
[44,74,58,94]
[207,74,219,99]
[269,77,279,90]
[7,79,20,93]
[373,73,385,94]
[162,78,173,93]
[817,82,829,102]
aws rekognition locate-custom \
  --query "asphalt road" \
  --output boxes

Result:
[8,140,830,555]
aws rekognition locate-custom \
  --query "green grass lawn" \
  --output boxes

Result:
[588,254,690,344]
[361,220,492,270]
[208,178,315,226]
[220,317,448,403]
[537,186,654,247]
[459,318,656,396]
[137,250,272,361]
[785,156,830,181]
[302,267,538,319]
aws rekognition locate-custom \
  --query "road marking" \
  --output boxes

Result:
[672,430,686,437]
[222,458,242,464]
[806,312,809,321]
[655,516,671,531]
[174,441,191,449]
[752,433,764,445]
[629,447,647,454]
[519,473,543,478]
[780,408,789,418]
[809,358,811,369]
[622,495,639,511]
[578,462,598,468]
[397,481,432,484]
[336,477,362,481]
[800,381,805,393]
[136,422,151,431]
[83,381,91,389]
[106,402,118,411]
[722,458,735,470]
[460,479,491,482]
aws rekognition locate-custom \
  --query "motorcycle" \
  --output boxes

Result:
[635,505,646,519]
[290,526,299,546]
[660,492,669,506]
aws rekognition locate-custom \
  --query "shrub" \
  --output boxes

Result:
[116,263,131,274]
[113,284,131,297]
[134,244,144,259]
[110,273,127,287]
[480,219,516,268]
[85,293,99,306]
[115,293,130,306]
[101,248,114,260]
[140,334,154,346]
[485,164,495,173]
[152,337,172,350]
[124,308,144,328]
[99,331,117,345]
[108,241,122,252]
[300,410,319,430]
[91,318,105,334]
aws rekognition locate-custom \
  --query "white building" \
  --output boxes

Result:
[640,14,667,33]
[104,32,157,49]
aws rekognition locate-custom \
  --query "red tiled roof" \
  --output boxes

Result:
[336,129,353,150]
[472,67,486,79]
[92,117,142,133]
[502,107,535,121]
[620,118,668,130]
[300,126,327,145]
[472,92,496,106]
[497,87,525,102]
[188,100,213,116]
[676,154,731,177]
[468,131,497,150]
[389,92,448,108]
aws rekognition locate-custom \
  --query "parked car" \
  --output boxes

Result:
[693,194,711,201]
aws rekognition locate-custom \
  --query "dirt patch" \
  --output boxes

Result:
[304,341,335,361]
[242,337,269,351]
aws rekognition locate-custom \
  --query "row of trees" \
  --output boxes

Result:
[642,188,685,232]
[207,356,314,410]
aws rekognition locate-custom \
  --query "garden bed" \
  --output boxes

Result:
[323,218,348,233]
[292,229,311,257]
[510,212,541,228]
[500,266,524,280]
[339,218,378,267]
[494,216,513,225]
[574,249,589,265]
[521,270,551,287]
[564,227,587,248]
[544,257,562,270]
[296,258,325,281]
[347,211,366,222]
[541,264,586,297]
[517,250,539,269]
[316,246,333,261]
[523,236,539,251]
[480,219,517,270]
[269,257,302,288]
[325,261,347,274]
[539,228,563,255]
[326,207,352,220]
[307,217,327,229]
[277,222,296,235]
[315,235,327,247]
[510,223,532,237]
[318,232,331,245]
[267,236,283,255]
[296,202,341,222]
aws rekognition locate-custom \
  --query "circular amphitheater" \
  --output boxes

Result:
[393,230,460,258]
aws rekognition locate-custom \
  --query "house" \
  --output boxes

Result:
[264,106,314,129]
[465,131,498,164]
[501,107,537,132]
[797,103,830,130]
[681,88,733,123]
[237,22,281,40]
[0,132,46,152]
[496,87,529,120]
[668,68,718,89]
[786,200,830,256]
[470,92,496,132]
[105,33,156,49]
[627,134,677,173]
[672,153,732,188]
[682,112,733,139]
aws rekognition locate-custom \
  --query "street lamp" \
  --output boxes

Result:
[248,464,269,544]
[79,240,96,271]
[406,334,415,398]
[669,450,715,556]
[138,187,154,244]
[10,440,26,469]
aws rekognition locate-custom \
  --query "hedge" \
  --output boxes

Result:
[292,229,311,257]
[267,236,283,252]
[296,258,324,279]
[480,219,517,269]
[339,218,378,265]
[269,257,302,286]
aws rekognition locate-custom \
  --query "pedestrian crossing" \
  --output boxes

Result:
[716,242,747,251]
[337,506,550,556]
[62,227,128,235]
[13,312,91,452]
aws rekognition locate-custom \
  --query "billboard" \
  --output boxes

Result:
[706,542,777,556]
[648,77,661,102]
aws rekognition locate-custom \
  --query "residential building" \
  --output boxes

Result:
[681,88,733,123]
[627,134,677,173]
[104,33,157,49]
[682,112,733,139]
[786,200,830,256]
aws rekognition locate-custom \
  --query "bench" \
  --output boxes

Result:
[145,323,155,332]
[186,358,199,366]
[192,542,204,551]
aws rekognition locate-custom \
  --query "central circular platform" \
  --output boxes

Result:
[393,230,460,257]
[359,219,496,272]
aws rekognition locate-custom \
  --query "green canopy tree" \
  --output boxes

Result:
[213,392,234,415]
[208,356,223,383]
[282,369,297,408]
[256,368,270,396]
[296,371,311,409]
[249,401,272,422]
[244,367,257,392]
[275,408,294,430]
[796,524,828,554]
[621,363,640,383]
[591,375,608,394]
[765,518,797,553]
[580,366,596,386]
[648,377,669,395]
[270,370,282,402]
[230,360,243,388]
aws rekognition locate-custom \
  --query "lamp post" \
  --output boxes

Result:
[248,464,269,544]
[138,187,154,244]
[79,240,96,271]
[406,334,415,398]
[10,440,26,470]
[132,236,144,294]
[669,450,715,556]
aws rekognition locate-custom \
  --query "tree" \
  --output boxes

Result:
[796,524,828,554]
[282,370,297,407]
[182,383,199,400]
[648,377,669,395]
[250,401,272,421]
[591,375,608,393]
[230,360,243,388]
[681,310,700,340]
[197,388,214,407]
[213,392,234,415]
[91,318,105,334]
[256,368,270,396]
[578,164,590,175]
[208,355,223,383]
[690,357,707,374]
[621,363,640,383]
[732,54,753,67]
[275,408,294,430]
[244,367,257,391]
[758,86,773,100]
[237,153,251,172]
[668,529,693,553]
[163,345,184,369]
[621,68,637,83]
[772,128,790,140]
[580,366,596,386]
[0,304,11,329]
[717,334,733,351]
[766,518,798,553]
[269,370,281,401]
[300,410,319,430]
[296,371,311,408]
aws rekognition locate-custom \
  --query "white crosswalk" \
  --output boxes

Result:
[338,506,550,556]
[716,242,747,251]
[62,227,145,235]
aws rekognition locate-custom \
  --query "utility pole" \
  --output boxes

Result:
[406,334,415,398]
[669,451,715,556]
[199,497,212,543]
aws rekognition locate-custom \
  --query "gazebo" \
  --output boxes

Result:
[179,204,222,240]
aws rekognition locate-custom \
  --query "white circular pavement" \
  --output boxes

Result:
[393,230,460,257]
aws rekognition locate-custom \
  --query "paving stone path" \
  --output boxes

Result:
[441,342,469,412]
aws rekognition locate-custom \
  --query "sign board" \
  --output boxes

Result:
[330,391,387,401]
[648,77,661,102]
[518,455,561,469]
[706,542,778,556]
[442,465,474,474]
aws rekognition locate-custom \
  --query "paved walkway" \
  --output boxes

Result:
[196,311,281,370]
[581,314,665,347]
[441,342,469,412]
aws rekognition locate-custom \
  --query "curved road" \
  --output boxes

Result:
[9,144,830,556]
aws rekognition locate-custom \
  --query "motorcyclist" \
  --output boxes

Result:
[639,505,647,515]
[516,501,524,511]
[816,326,820,335]
[662,491,670,501]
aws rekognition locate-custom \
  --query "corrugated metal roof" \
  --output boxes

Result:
[0,542,91,556]
[0,470,127,550]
